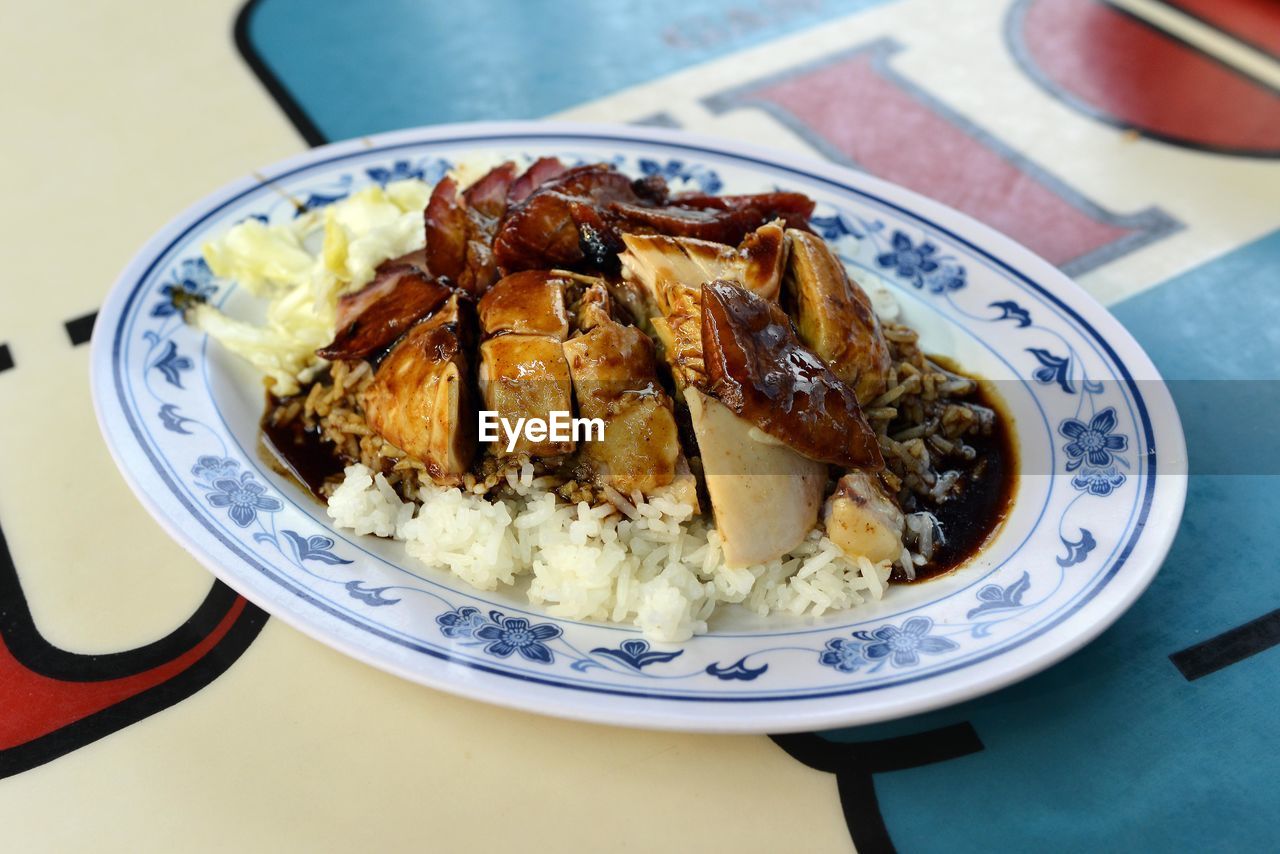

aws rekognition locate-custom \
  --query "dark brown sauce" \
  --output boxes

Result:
[259,394,346,500]
[891,373,1018,584]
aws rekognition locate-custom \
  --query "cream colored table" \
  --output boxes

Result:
[3,1,1278,851]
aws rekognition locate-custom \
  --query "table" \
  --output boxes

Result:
[2,0,1278,850]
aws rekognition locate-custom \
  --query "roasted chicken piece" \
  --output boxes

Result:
[359,295,477,483]
[572,276,617,331]
[617,222,789,391]
[685,389,825,567]
[648,285,705,391]
[477,270,571,340]
[824,471,905,565]
[785,229,892,404]
[618,220,789,308]
[318,265,451,362]
[478,335,575,458]
[701,280,883,469]
[563,316,681,496]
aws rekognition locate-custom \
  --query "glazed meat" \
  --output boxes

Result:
[493,164,667,273]
[495,163,817,275]
[477,271,575,458]
[669,191,815,231]
[423,163,516,295]
[700,280,882,469]
[618,220,789,308]
[478,334,575,458]
[359,294,478,482]
[608,193,812,247]
[616,221,792,391]
[477,270,571,340]
[785,229,892,404]
[563,312,681,496]
[318,265,450,362]
[508,157,569,204]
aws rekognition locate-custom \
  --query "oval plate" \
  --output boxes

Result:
[91,121,1186,733]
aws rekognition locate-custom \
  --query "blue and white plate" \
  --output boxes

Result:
[91,122,1186,733]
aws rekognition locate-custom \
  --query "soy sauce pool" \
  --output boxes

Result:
[890,377,1018,584]
[259,394,345,499]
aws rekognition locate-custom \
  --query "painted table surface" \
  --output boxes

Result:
[1,0,1277,851]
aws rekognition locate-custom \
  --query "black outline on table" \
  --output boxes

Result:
[1170,609,1280,680]
[64,311,97,346]
[1004,0,1280,159]
[0,514,269,779]
[0,343,12,373]
[770,725,985,853]
[233,0,328,147]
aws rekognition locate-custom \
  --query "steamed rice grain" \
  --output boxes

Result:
[327,463,893,641]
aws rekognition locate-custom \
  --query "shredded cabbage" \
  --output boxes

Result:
[195,179,430,395]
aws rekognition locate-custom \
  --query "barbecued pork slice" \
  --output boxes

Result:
[477,270,571,340]
[508,157,569,204]
[562,319,681,496]
[359,295,477,483]
[785,229,892,405]
[493,164,667,274]
[824,470,905,565]
[685,389,825,567]
[478,334,575,458]
[318,265,451,362]
[495,163,818,275]
[424,162,517,296]
[608,197,809,247]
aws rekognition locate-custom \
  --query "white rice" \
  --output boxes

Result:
[327,463,893,641]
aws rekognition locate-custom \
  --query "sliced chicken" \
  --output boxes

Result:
[478,334,575,458]
[824,470,905,564]
[701,280,883,469]
[477,270,571,340]
[685,389,825,567]
[570,275,618,331]
[649,283,705,391]
[318,266,451,363]
[785,229,892,404]
[359,295,477,483]
[618,221,789,313]
[562,319,681,496]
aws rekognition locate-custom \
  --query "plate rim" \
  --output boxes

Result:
[90,119,1188,732]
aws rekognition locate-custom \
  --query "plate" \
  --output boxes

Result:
[91,121,1186,733]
